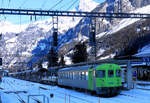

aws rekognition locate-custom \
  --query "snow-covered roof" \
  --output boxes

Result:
[134,44,150,57]
[59,65,94,72]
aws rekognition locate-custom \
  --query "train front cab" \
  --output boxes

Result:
[89,64,122,96]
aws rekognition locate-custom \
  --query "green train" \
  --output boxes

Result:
[58,64,122,96]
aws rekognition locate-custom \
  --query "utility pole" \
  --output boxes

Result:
[0,33,2,66]
[52,16,58,48]
[48,16,58,70]
[89,17,97,60]
[127,61,133,89]
[118,0,122,13]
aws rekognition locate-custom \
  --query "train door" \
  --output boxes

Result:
[121,68,127,88]
[88,69,93,90]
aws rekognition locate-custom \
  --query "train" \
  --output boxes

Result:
[9,63,122,96]
[0,70,9,82]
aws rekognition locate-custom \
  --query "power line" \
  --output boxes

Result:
[50,0,63,10]
[1,0,4,8]
[41,0,48,9]
[59,0,74,10]
[66,0,78,11]
[8,0,11,8]
[19,0,29,8]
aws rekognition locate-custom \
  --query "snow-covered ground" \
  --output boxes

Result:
[0,77,150,103]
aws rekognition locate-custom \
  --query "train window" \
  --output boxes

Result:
[63,73,65,79]
[79,72,82,80]
[71,72,73,79]
[96,70,105,78]
[81,72,85,80]
[108,70,114,77]
[86,72,88,80]
[75,72,79,80]
[73,72,75,80]
[65,72,67,79]
[68,72,70,79]
[59,73,61,78]
[62,73,63,78]
[67,72,69,79]
[93,70,95,77]
[116,70,121,77]
[66,72,67,79]
[64,73,65,79]
[59,73,62,79]
[70,72,73,79]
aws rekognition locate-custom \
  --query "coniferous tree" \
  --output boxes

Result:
[59,55,65,66]
[38,63,43,68]
[72,42,88,63]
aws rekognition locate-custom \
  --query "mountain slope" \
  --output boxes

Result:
[0,0,99,70]
[2,0,150,71]
[96,5,150,59]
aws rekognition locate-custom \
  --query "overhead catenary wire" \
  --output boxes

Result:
[59,0,75,10]
[35,0,49,23]
[7,0,11,8]
[49,0,64,10]
[19,0,29,8]
[1,0,4,7]
[66,0,79,11]
[41,0,48,9]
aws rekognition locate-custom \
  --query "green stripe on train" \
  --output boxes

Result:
[88,68,94,90]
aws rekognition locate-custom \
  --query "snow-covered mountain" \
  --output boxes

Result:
[129,0,150,8]
[0,0,99,70]
[1,0,150,71]
[76,0,99,11]
[96,4,150,59]
[0,21,27,34]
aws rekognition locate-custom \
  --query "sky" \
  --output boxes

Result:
[0,0,105,24]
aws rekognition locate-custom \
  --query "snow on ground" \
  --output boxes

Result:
[0,77,150,103]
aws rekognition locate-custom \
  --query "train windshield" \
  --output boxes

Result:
[116,70,121,77]
[96,70,105,78]
[108,70,114,77]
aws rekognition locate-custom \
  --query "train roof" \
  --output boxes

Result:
[120,62,146,68]
[58,65,95,72]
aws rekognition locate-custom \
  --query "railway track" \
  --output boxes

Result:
[120,93,135,98]
[30,97,42,103]
[18,98,26,103]
[4,79,43,103]
[136,87,150,91]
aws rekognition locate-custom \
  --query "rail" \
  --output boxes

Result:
[28,94,49,103]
